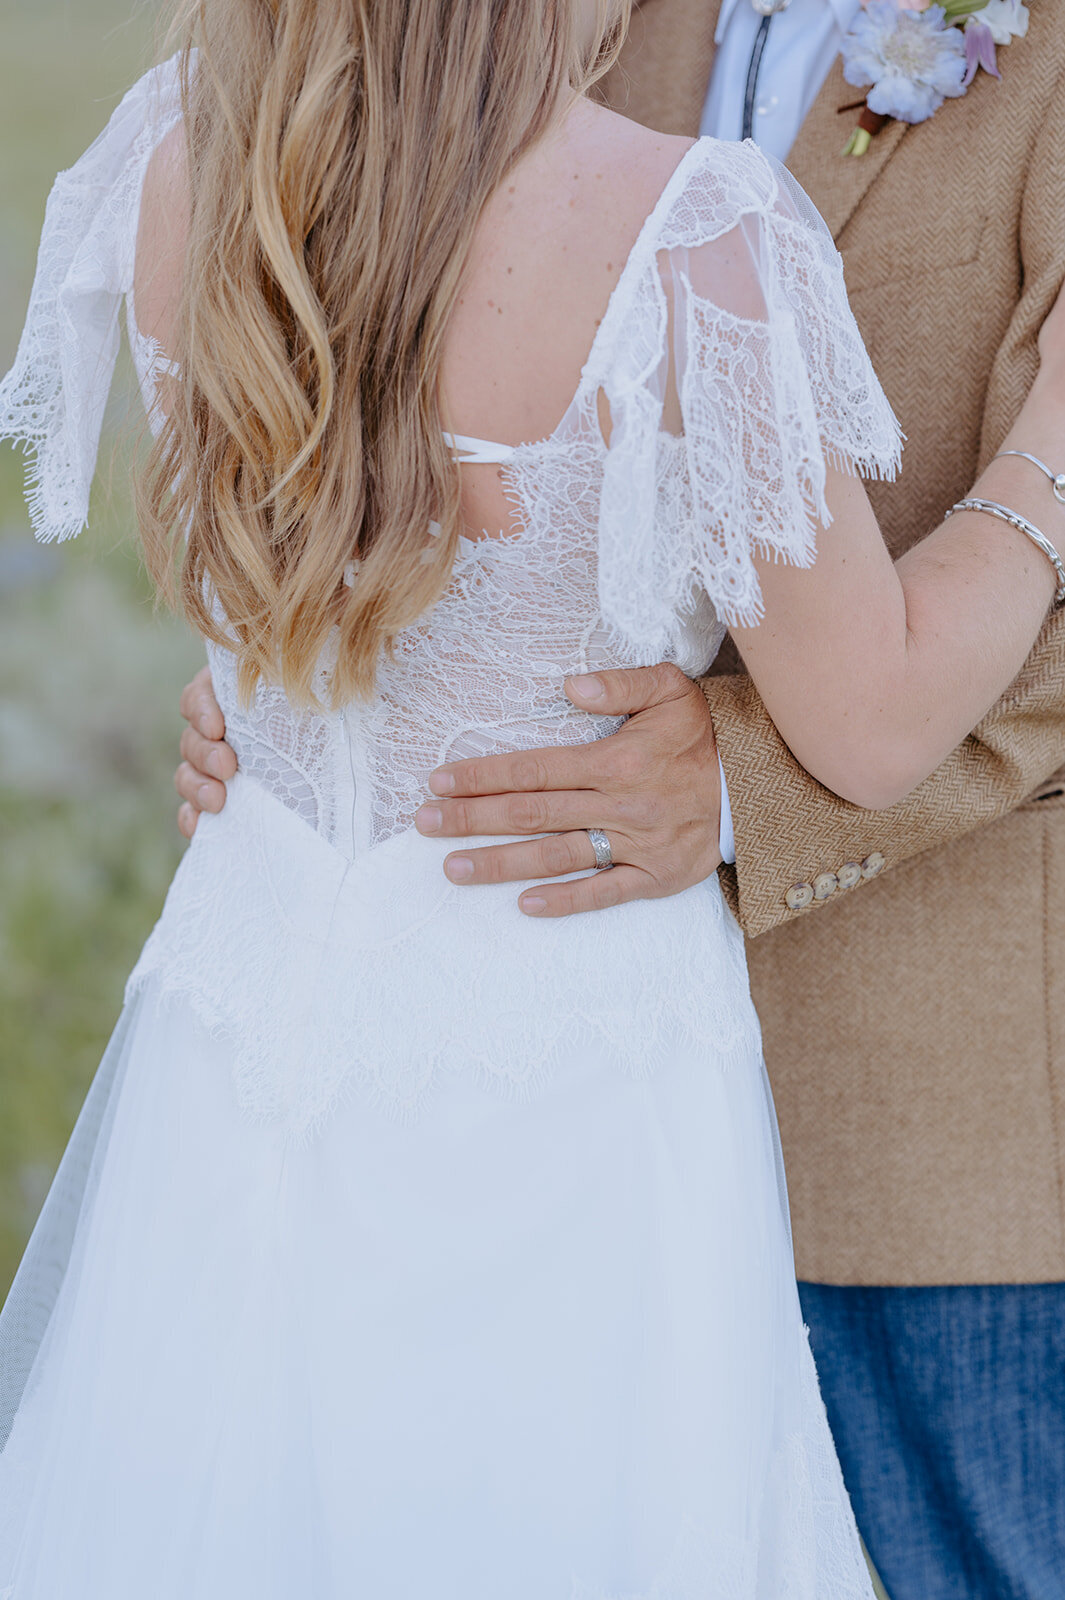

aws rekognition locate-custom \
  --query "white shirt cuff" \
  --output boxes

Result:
[718,754,736,865]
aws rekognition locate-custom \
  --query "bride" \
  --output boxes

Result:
[2,1,1064,1594]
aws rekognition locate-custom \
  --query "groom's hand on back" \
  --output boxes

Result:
[176,662,724,918]
[416,665,723,917]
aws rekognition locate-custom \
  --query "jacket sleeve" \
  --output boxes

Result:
[706,93,1065,940]
[706,611,1065,938]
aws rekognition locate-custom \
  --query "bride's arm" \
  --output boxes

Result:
[727,324,1065,813]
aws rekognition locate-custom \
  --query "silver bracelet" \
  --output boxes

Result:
[945,497,1065,606]
[994,450,1065,505]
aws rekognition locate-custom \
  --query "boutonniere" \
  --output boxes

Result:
[840,0,1029,156]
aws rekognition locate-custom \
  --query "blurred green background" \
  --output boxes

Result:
[0,0,201,1296]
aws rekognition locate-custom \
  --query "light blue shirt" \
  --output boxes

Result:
[700,0,863,161]
[702,0,862,862]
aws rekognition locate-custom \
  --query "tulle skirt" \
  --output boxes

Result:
[0,809,874,1597]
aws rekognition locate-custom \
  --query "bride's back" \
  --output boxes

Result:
[120,2,901,866]
[130,1,655,711]
[136,98,691,544]
[436,102,690,538]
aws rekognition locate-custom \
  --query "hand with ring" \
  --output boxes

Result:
[411,664,723,917]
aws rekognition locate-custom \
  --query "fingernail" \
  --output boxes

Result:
[199,715,214,736]
[206,751,223,778]
[568,673,604,701]
[197,783,214,806]
[429,770,455,796]
[446,855,474,882]
[520,895,547,915]
[416,805,442,834]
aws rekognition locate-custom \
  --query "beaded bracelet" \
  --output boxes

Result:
[945,497,1065,607]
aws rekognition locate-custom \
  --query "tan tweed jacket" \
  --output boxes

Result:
[602,0,1065,1285]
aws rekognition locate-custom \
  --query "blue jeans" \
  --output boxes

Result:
[799,1282,1065,1600]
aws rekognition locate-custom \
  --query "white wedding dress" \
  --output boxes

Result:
[0,62,901,1600]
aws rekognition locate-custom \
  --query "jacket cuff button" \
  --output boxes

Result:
[785,882,815,911]
[861,852,886,879]
[837,861,862,890]
[813,872,839,900]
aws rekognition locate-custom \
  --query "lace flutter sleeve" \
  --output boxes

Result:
[595,140,902,651]
[0,59,183,544]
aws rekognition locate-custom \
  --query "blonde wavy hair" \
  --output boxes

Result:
[139,0,630,705]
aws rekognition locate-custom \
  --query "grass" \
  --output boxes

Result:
[0,0,202,1292]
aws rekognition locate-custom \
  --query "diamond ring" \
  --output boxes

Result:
[586,829,614,870]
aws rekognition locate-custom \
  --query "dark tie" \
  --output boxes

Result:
[742,0,794,141]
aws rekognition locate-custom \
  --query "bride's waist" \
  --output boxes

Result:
[138,772,757,989]
[129,773,762,1130]
[214,771,725,942]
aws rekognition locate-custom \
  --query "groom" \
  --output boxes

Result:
[175,2,1065,1595]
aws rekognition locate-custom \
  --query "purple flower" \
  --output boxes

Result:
[963,20,1000,86]
[842,2,968,125]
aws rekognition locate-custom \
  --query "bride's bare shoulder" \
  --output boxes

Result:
[565,97,696,217]
[134,124,190,355]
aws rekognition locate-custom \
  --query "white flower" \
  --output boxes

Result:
[972,0,1029,46]
[844,3,968,124]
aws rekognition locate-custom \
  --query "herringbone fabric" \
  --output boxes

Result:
[602,1,1065,1284]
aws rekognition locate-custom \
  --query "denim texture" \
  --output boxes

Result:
[799,1282,1065,1600]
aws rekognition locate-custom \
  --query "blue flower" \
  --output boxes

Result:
[843,2,968,125]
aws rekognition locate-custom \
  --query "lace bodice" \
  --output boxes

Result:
[0,60,901,863]
[209,427,725,854]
